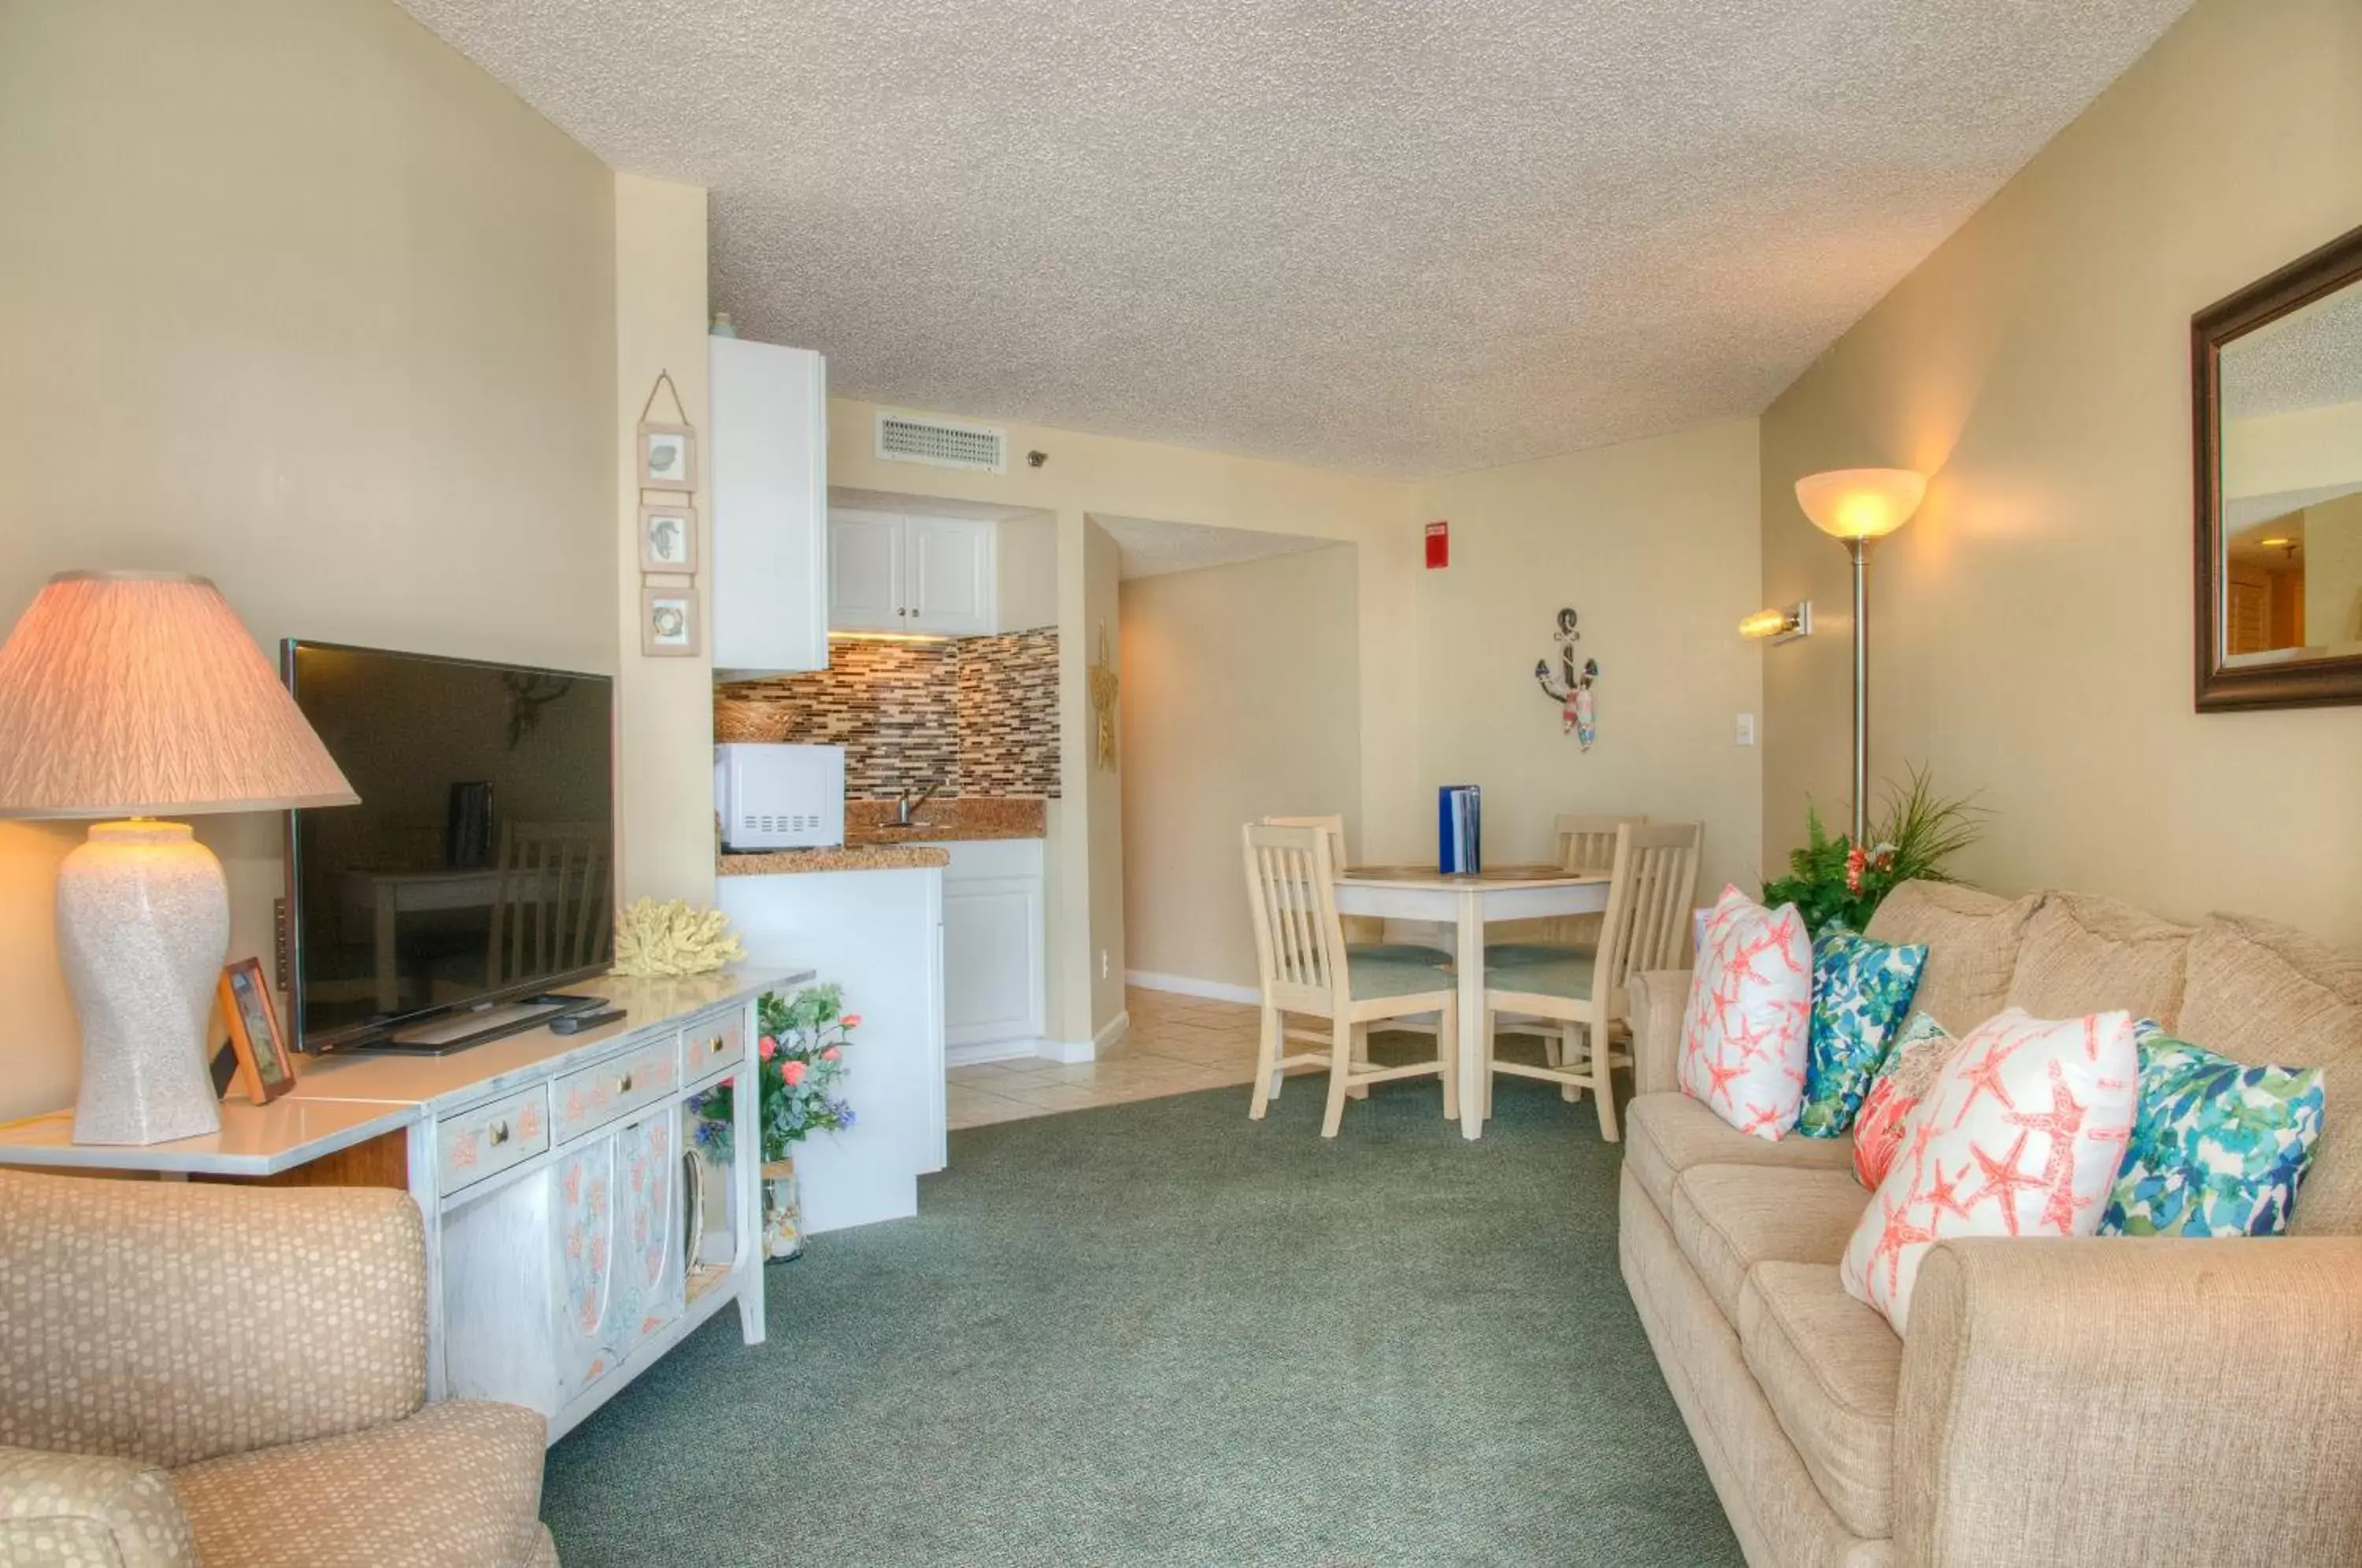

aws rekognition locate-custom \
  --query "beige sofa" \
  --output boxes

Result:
[1620,881,2362,1568]
[0,1172,555,1568]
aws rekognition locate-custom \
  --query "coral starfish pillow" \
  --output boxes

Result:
[1841,1008,2138,1333]
[1678,886,1812,1141]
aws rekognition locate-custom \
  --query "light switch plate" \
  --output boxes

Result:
[1736,713,1757,746]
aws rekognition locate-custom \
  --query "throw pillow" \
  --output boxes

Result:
[1850,1011,1958,1188]
[1840,1008,2138,1333]
[2099,1019,2326,1238]
[1677,886,1812,1141]
[1797,931,1928,1139]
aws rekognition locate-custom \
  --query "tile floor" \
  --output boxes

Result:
[946,986,1267,1129]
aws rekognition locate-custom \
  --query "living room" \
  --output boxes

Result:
[2,1,2359,1565]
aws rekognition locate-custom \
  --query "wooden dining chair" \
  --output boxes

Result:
[1241,823,1461,1137]
[1485,812,1650,969]
[486,819,612,986]
[1481,821,1701,1141]
[1262,815,1451,967]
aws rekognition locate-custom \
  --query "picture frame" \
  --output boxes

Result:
[642,585,699,657]
[217,958,295,1104]
[639,501,698,573]
[638,422,696,493]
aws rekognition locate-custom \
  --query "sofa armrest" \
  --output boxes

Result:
[1627,968,1691,1095]
[0,1444,197,1567]
[1897,1237,2362,1567]
[0,1172,428,1469]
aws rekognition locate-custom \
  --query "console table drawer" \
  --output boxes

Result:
[683,1009,746,1089]
[553,1034,680,1143]
[439,1085,549,1196]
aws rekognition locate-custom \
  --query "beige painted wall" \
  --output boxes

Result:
[613,175,716,906]
[1078,522,1127,1032]
[1413,419,1766,900]
[997,513,1059,631]
[1760,0,2362,941]
[1120,548,1363,989]
[0,0,617,1120]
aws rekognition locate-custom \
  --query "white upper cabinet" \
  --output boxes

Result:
[827,511,998,638]
[710,338,827,675]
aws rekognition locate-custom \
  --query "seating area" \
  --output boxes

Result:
[6,1,2362,1563]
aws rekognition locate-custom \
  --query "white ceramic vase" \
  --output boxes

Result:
[57,820,228,1145]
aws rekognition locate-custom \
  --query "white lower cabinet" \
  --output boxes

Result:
[935,838,1046,1056]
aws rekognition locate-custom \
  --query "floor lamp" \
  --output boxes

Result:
[1793,469,1926,846]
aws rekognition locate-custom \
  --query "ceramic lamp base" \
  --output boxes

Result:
[59,820,229,1145]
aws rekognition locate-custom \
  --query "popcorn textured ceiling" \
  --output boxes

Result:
[395,0,2192,477]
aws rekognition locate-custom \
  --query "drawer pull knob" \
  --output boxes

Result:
[490,1122,510,1145]
[618,1073,634,1093]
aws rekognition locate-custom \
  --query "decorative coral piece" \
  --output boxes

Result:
[609,897,746,978]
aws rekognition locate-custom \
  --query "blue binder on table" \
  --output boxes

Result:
[1438,784,1482,875]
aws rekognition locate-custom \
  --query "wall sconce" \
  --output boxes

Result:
[1738,601,1812,644]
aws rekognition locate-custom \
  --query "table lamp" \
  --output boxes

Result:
[1793,468,1925,845]
[0,572,357,1145]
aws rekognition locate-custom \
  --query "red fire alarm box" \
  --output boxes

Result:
[1425,520,1449,569]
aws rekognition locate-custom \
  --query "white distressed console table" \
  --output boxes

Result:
[0,966,806,1444]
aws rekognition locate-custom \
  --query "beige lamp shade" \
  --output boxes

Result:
[1794,468,1927,542]
[0,571,358,819]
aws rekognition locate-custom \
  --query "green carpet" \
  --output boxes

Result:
[542,1065,1743,1566]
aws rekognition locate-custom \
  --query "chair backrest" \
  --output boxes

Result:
[487,819,613,985]
[1592,822,1704,1015]
[1241,822,1348,1010]
[1264,814,1350,868]
[1553,812,1649,873]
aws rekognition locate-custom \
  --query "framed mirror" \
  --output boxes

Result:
[2194,222,2362,711]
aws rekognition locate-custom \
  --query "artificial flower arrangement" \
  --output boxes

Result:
[693,984,858,1163]
[1760,764,1985,936]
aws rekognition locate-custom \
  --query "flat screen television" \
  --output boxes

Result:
[283,642,615,1052]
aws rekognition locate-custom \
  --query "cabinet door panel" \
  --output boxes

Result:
[829,510,905,631]
[942,879,1042,1045]
[905,517,994,636]
[613,1113,683,1352]
[711,338,827,674]
[553,1137,618,1403]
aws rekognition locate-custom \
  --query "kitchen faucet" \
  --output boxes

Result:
[895,780,944,827]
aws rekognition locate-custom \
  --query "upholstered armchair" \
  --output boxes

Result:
[0,1171,555,1567]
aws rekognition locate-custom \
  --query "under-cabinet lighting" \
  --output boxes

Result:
[828,630,954,645]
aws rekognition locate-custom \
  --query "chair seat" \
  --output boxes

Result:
[1483,941,1593,968]
[1483,952,1597,1001]
[1348,941,1454,968]
[172,1400,549,1568]
[1346,952,1454,1002]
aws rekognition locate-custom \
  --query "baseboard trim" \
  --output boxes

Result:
[1035,1009,1132,1065]
[1124,971,1260,1006]
[945,1038,1048,1068]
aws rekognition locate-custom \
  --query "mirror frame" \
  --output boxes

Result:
[2193,220,2362,712]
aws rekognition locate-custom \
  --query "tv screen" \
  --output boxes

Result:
[283,642,614,1051]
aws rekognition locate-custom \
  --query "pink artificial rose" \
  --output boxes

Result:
[1844,842,1868,896]
[782,1060,808,1087]
[822,1047,840,1061]
[719,1075,735,1089]
[841,1014,863,1030]
[758,1035,778,1060]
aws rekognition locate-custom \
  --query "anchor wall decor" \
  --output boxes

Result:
[1532,606,1601,751]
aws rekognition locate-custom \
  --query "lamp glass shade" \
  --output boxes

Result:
[0,571,357,819]
[1794,468,1926,542]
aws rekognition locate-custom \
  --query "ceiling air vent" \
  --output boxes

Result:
[876,412,1007,474]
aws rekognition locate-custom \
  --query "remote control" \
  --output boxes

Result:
[550,1008,626,1034]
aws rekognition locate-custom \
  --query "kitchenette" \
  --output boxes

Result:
[703,336,1066,1237]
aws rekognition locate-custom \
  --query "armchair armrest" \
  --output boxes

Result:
[0,1172,428,1469]
[0,1444,196,1567]
[1628,968,1691,1095]
[1897,1236,2362,1568]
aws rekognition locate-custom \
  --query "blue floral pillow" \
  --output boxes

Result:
[2100,1020,2326,1237]
[1796,930,1927,1139]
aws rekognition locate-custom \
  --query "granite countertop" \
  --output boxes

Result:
[845,795,1048,845]
[718,845,952,876]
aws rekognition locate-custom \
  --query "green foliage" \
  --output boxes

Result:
[692,983,859,1164]
[1761,764,1986,936]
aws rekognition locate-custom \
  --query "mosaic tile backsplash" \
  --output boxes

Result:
[716,629,1060,798]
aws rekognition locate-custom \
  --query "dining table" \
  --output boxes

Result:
[1334,864,1612,1140]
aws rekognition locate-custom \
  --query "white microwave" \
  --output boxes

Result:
[715,743,845,850]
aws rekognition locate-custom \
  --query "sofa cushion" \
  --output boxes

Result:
[172,1400,546,1568]
[1670,1164,1870,1321]
[0,1445,196,1568]
[2005,893,2194,1028]
[1864,882,2039,1034]
[2174,914,2362,1237]
[2101,1021,2325,1238]
[1625,1092,1857,1218]
[1738,1263,1903,1540]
